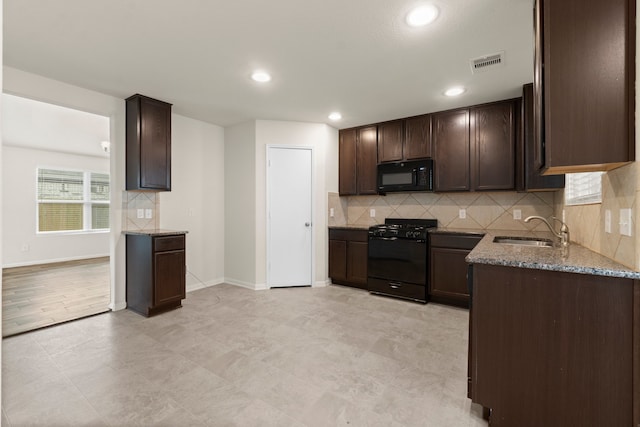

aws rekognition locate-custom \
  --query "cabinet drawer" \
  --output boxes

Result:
[329,228,368,242]
[430,233,483,250]
[368,278,426,303]
[154,235,185,252]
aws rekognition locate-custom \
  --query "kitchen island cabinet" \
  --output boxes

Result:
[466,234,640,427]
[328,228,368,289]
[126,94,172,191]
[126,231,187,316]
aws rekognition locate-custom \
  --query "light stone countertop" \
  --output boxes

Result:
[123,229,188,236]
[329,225,371,231]
[466,229,640,280]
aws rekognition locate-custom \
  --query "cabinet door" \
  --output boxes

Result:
[517,84,565,191]
[357,126,378,195]
[433,109,470,191]
[430,247,470,305]
[339,129,357,196]
[377,120,403,163]
[328,239,347,282]
[154,250,185,306]
[140,97,171,190]
[471,102,515,191]
[346,241,368,287]
[537,0,634,173]
[404,114,432,159]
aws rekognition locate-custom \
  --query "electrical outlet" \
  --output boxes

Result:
[619,208,632,236]
[459,208,466,219]
[145,209,153,219]
[370,208,376,218]
[137,209,144,219]
[605,210,612,233]
[513,209,522,220]
[330,208,335,218]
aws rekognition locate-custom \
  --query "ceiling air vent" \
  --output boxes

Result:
[470,52,505,74]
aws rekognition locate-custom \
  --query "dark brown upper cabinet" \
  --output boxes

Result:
[126,94,172,191]
[377,120,404,163]
[533,0,635,174]
[470,101,516,191]
[338,126,378,196]
[516,83,564,191]
[433,109,470,192]
[433,101,517,192]
[404,114,432,160]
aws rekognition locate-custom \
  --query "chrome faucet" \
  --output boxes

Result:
[524,215,570,249]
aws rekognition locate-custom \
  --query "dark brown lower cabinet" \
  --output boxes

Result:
[126,233,186,316]
[429,232,483,307]
[470,263,639,427]
[328,228,368,289]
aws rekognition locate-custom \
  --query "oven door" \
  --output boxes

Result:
[367,236,427,285]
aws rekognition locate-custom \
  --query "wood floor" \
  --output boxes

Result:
[2,257,110,337]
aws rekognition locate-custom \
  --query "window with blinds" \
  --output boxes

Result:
[564,172,603,206]
[37,168,110,232]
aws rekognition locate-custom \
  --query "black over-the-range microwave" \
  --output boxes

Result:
[377,158,434,193]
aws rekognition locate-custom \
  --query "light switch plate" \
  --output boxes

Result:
[605,210,612,233]
[145,209,153,219]
[459,208,466,219]
[619,208,632,236]
[513,209,522,220]
[330,208,335,218]
[137,209,144,219]
[369,208,376,218]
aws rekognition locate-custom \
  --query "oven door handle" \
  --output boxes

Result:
[370,237,398,241]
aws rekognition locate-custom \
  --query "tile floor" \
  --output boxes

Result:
[2,284,488,426]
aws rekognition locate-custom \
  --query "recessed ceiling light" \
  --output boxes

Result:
[251,71,271,83]
[444,86,465,97]
[406,5,439,27]
[328,112,342,121]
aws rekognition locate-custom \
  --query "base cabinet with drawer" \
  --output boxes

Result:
[429,232,483,307]
[328,228,368,289]
[126,232,186,316]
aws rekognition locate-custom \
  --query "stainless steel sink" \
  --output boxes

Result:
[493,236,554,247]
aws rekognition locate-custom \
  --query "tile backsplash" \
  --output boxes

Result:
[328,191,557,232]
[122,191,160,231]
[555,162,637,269]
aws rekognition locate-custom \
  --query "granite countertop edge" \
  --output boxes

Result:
[467,230,640,280]
[328,225,370,231]
[123,229,189,236]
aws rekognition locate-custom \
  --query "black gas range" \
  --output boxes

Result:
[367,218,438,303]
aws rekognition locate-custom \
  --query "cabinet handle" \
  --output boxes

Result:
[389,282,402,289]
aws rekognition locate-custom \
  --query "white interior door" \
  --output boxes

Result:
[267,146,313,287]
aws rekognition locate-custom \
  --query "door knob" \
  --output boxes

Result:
[305,222,311,227]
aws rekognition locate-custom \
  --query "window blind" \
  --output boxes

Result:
[565,172,603,206]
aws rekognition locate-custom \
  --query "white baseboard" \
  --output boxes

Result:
[109,301,127,311]
[224,278,269,291]
[186,277,225,293]
[3,253,110,269]
[313,279,330,288]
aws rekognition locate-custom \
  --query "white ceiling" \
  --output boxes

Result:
[4,0,535,129]
[2,94,110,158]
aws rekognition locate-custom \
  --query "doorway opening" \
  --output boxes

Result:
[1,94,112,336]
